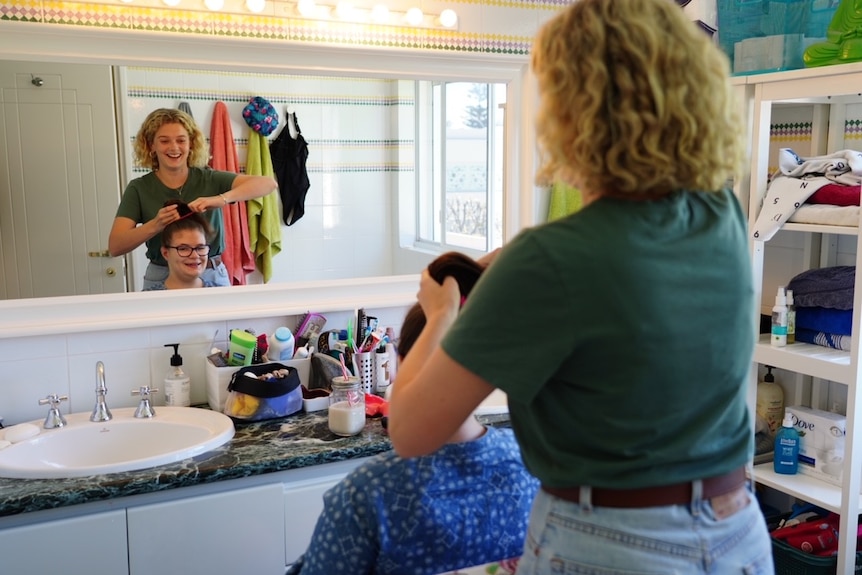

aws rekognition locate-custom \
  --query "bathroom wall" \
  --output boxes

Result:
[120,67,407,287]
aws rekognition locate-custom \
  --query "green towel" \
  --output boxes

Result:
[246,131,282,283]
[547,181,582,221]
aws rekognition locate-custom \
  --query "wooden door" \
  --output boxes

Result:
[0,61,125,299]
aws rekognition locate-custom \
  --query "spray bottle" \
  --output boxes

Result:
[774,411,799,475]
[771,286,788,347]
[164,343,191,407]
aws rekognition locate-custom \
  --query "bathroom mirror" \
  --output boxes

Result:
[0,23,534,304]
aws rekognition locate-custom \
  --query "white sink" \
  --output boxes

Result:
[0,407,234,479]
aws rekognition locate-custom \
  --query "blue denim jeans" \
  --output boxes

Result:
[516,483,773,575]
[143,260,230,290]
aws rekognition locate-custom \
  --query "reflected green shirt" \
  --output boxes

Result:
[115,167,237,266]
[442,188,754,489]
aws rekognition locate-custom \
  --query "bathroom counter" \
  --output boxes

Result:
[0,410,510,520]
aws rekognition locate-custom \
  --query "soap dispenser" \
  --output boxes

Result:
[756,366,784,436]
[774,411,799,475]
[164,343,191,407]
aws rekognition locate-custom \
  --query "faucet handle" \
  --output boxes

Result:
[131,386,158,418]
[38,394,68,429]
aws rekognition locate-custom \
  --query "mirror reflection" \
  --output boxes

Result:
[0,60,506,300]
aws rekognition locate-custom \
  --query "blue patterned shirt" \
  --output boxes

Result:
[287,426,538,575]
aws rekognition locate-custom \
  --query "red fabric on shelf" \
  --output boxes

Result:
[806,182,861,206]
[209,101,255,285]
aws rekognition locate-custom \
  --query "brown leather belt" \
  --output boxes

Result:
[542,466,746,508]
[206,255,223,269]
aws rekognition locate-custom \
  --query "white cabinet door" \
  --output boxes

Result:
[284,476,342,566]
[0,509,128,575]
[127,484,285,575]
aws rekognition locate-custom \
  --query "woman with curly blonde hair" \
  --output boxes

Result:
[388,0,772,572]
[109,108,276,289]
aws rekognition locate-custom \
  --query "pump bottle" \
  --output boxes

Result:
[774,411,799,475]
[164,343,191,407]
[786,289,796,344]
[771,286,788,347]
[756,366,784,436]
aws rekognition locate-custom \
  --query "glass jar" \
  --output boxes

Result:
[328,376,365,436]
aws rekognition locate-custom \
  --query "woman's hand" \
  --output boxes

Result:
[153,203,181,231]
[187,196,221,212]
[417,270,460,324]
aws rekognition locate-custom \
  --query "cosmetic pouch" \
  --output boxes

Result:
[224,362,302,421]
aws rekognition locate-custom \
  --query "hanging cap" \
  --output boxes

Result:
[165,343,183,366]
[242,96,279,136]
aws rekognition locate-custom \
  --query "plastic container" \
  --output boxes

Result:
[717,0,840,75]
[772,536,862,574]
[164,343,191,407]
[268,327,295,361]
[772,286,789,347]
[774,411,800,475]
[328,376,365,436]
[757,365,784,435]
[227,329,257,367]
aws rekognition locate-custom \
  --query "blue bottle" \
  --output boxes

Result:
[774,412,799,475]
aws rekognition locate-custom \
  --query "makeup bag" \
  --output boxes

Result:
[223,362,302,421]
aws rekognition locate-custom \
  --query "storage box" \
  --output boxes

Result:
[786,405,846,486]
[772,536,862,574]
[205,358,311,413]
[717,0,839,75]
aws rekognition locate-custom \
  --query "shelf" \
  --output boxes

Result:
[753,336,852,385]
[753,464,862,514]
[780,223,859,236]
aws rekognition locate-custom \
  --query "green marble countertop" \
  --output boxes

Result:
[0,409,510,520]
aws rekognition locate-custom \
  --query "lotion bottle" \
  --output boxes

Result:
[774,411,799,475]
[786,289,796,344]
[756,366,784,436]
[164,343,191,407]
[268,327,296,362]
[771,286,788,347]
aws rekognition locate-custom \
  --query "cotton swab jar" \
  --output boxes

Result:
[328,376,365,436]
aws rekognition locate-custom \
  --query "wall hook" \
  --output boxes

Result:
[30,75,44,87]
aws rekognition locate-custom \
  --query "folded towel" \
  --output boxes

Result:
[806,183,861,206]
[787,204,861,227]
[787,266,855,310]
[795,307,853,336]
[795,328,852,351]
[751,175,831,241]
[778,148,862,186]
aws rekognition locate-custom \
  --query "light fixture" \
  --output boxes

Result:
[404,7,423,26]
[204,0,224,9]
[297,0,316,17]
[246,0,266,12]
[162,0,181,6]
[370,3,389,24]
[334,1,353,20]
[439,8,457,28]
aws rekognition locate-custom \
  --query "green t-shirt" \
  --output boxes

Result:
[442,188,754,489]
[115,167,238,266]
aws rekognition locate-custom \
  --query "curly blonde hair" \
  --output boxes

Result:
[531,0,744,196]
[133,108,209,171]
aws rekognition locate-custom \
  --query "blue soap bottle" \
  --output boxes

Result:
[774,412,799,475]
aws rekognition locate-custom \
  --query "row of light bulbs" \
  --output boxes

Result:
[118,0,458,28]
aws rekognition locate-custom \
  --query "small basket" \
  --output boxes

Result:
[772,537,862,574]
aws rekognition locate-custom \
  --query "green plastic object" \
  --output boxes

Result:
[805,0,862,67]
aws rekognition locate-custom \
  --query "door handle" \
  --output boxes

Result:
[88,250,111,258]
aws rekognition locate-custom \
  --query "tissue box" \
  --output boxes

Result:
[205,358,311,412]
[786,405,846,486]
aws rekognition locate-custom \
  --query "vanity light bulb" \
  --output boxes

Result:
[162,0,181,6]
[204,0,224,9]
[405,7,424,26]
[335,1,354,20]
[370,4,389,23]
[120,0,134,4]
[246,0,266,12]
[439,9,457,28]
[297,0,315,17]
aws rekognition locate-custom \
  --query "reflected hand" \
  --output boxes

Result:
[417,269,460,323]
[187,196,219,212]
[154,204,180,230]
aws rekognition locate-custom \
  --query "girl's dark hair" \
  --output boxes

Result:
[398,251,486,359]
[160,199,213,247]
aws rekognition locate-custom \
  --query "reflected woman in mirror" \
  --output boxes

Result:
[108,108,276,290]
[143,200,218,291]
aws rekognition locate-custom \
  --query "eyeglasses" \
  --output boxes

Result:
[166,245,210,257]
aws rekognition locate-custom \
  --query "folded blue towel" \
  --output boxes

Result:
[795,307,853,336]
[787,266,855,310]
[795,327,852,351]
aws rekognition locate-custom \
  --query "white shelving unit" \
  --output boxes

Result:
[744,61,862,575]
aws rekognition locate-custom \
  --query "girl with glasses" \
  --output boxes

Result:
[143,202,218,291]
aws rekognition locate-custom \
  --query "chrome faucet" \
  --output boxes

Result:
[131,386,158,419]
[38,394,68,429]
[90,361,112,422]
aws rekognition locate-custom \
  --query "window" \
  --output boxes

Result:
[413,81,506,255]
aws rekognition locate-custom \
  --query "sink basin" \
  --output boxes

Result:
[0,407,234,479]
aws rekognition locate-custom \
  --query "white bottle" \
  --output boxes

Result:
[786,289,796,344]
[771,286,788,348]
[756,366,784,436]
[268,327,295,362]
[164,343,191,407]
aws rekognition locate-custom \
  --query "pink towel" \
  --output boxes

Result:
[209,101,255,285]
